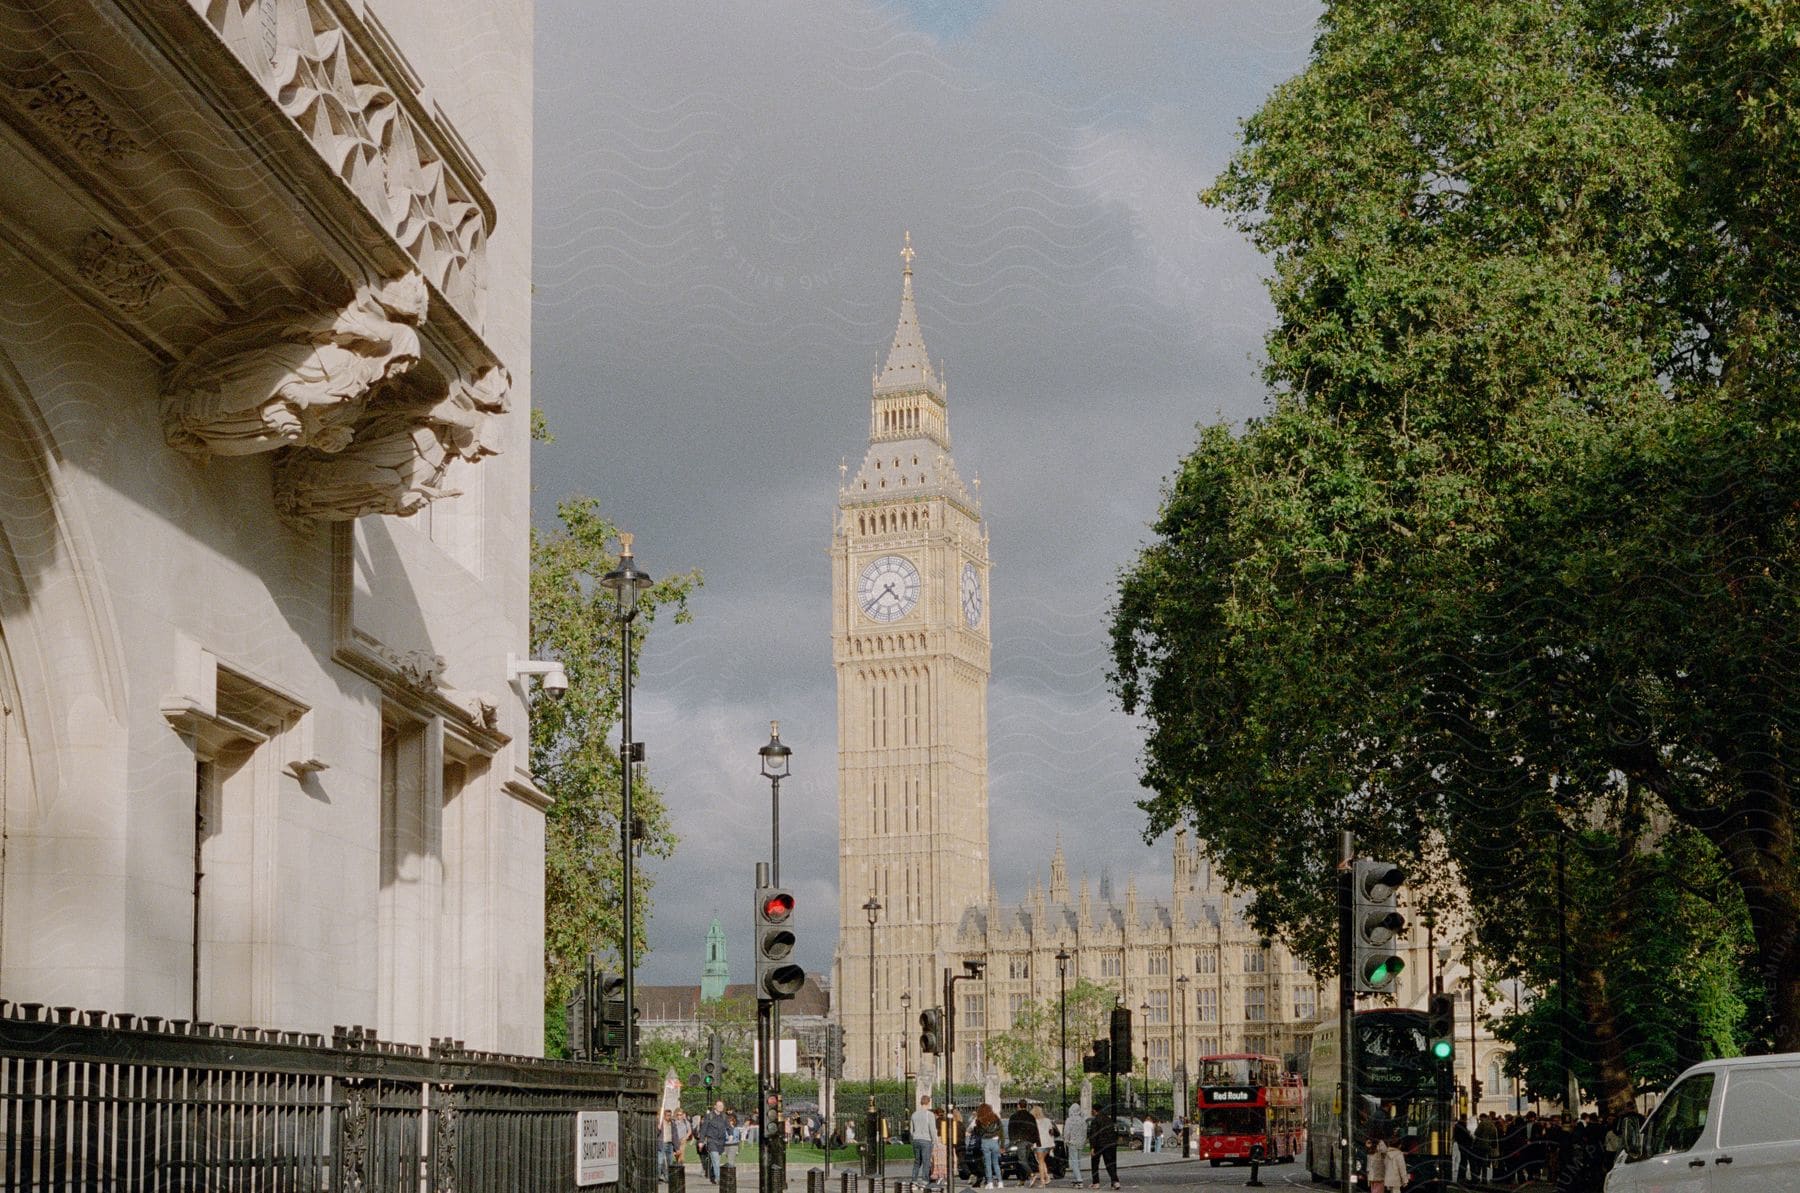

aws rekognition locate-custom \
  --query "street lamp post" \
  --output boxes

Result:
[901,991,913,1081]
[601,534,651,1061]
[863,895,883,1178]
[1139,1000,1151,1119]
[1176,974,1190,1157]
[1055,947,1071,1119]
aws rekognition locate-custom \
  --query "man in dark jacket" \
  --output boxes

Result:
[698,1101,732,1184]
[1086,1110,1119,1189]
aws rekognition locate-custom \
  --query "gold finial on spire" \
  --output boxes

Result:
[617,531,634,558]
[901,230,915,274]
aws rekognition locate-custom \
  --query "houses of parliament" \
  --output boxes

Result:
[827,239,1319,1084]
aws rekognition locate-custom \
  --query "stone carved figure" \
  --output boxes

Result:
[271,367,509,521]
[163,274,429,456]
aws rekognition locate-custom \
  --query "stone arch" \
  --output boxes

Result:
[0,344,128,825]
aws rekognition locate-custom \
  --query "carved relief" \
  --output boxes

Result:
[163,274,428,457]
[363,646,446,694]
[76,230,164,314]
[432,1085,461,1193]
[188,0,491,325]
[12,70,140,162]
[272,365,508,521]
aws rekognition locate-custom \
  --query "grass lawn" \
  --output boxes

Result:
[729,1141,915,1168]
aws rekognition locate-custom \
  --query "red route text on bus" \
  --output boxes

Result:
[1193,1053,1306,1166]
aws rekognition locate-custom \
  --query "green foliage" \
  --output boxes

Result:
[534,496,699,1016]
[985,979,1123,1088]
[1111,0,1800,1082]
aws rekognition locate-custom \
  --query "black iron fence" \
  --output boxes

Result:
[0,999,657,1191]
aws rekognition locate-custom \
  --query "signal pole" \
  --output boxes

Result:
[1339,830,1354,1193]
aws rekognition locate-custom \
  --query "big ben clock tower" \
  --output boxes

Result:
[833,235,991,1081]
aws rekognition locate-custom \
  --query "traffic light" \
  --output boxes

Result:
[1428,993,1456,1062]
[1351,858,1408,993]
[1082,1039,1111,1073]
[754,884,805,1001]
[596,971,628,1055]
[919,1008,943,1055]
[1109,1006,1134,1073]
[701,1031,723,1087]
[826,1024,846,1078]
[1471,1077,1484,1104]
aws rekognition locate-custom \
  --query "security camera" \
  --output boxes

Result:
[543,664,569,698]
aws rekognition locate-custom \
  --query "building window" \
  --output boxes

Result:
[1148,990,1169,1025]
[1100,954,1122,978]
[1149,1038,1170,1079]
[963,994,986,1030]
[1197,989,1218,1023]
[1292,985,1316,1022]
[1245,987,1267,1022]
[1196,951,1218,975]
[1009,993,1027,1020]
[1244,950,1267,974]
[1009,955,1030,980]
[1245,1034,1267,1054]
[1147,952,1170,977]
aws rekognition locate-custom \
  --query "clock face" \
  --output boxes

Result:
[960,561,982,627]
[858,554,921,622]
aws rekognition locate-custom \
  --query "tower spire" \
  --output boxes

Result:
[875,232,942,402]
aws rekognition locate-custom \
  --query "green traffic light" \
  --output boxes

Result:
[1432,1040,1453,1060]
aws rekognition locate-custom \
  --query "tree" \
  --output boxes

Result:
[1110,0,1800,1079]
[984,979,1121,1089]
[534,495,699,1026]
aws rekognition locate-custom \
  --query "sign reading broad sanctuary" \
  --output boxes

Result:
[576,1110,619,1186]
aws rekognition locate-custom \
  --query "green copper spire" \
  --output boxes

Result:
[701,916,729,1002]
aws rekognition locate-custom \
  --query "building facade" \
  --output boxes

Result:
[832,237,992,1080]
[0,0,542,1053]
[944,831,1318,1084]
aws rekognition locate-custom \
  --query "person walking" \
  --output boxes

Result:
[674,1110,694,1170]
[1086,1110,1120,1190]
[659,1109,675,1182]
[974,1104,1005,1189]
[1370,1137,1393,1193]
[913,1095,940,1187]
[698,1101,731,1184]
[1027,1105,1056,1187]
[725,1113,742,1174]
[1062,1103,1087,1187]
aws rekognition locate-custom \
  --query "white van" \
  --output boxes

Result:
[1605,1051,1800,1192]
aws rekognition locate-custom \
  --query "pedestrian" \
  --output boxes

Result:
[1141,1116,1154,1154]
[974,1103,1005,1189]
[659,1109,675,1182]
[913,1095,940,1187]
[1454,1117,1477,1185]
[725,1113,742,1174]
[698,1102,730,1184]
[1086,1110,1119,1191]
[1027,1105,1056,1187]
[675,1110,694,1169]
[1370,1137,1393,1193]
[1477,1112,1499,1182]
[1062,1103,1087,1187]
[1382,1136,1409,1192]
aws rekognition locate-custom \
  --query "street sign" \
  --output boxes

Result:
[575,1110,619,1186]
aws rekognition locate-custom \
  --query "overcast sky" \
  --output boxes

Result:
[531,1,1322,986]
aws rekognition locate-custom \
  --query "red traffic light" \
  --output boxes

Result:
[762,892,795,922]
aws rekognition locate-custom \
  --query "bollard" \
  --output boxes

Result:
[809,1170,825,1193]
[670,1162,687,1193]
[1246,1143,1265,1188]
[720,1167,736,1193]
[841,1172,859,1193]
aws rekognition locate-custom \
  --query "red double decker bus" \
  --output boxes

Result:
[1193,1053,1306,1167]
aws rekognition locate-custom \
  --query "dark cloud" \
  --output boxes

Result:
[532,0,1321,984]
